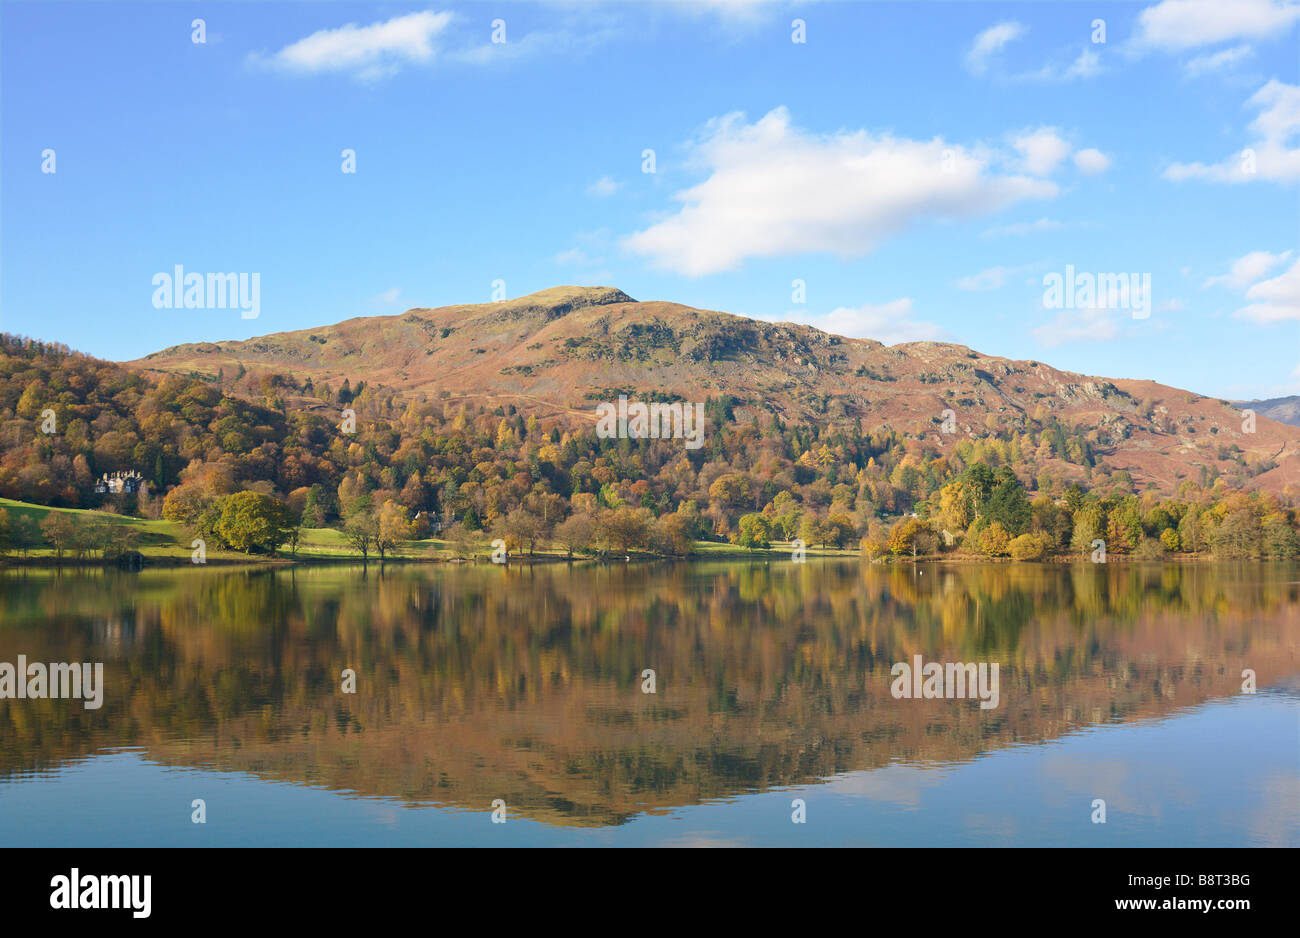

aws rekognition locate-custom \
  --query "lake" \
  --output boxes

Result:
[0,560,1296,847]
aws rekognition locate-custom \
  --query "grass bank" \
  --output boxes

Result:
[0,498,860,567]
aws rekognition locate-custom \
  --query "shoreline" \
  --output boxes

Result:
[0,549,1248,570]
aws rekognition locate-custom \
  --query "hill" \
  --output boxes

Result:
[131,285,1300,494]
[1238,395,1300,428]
[4,311,1299,564]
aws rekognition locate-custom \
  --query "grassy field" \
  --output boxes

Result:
[0,497,453,562]
[691,539,859,559]
[0,497,861,564]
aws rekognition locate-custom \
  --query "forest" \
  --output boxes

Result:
[0,333,1295,561]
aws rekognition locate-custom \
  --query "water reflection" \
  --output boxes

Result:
[0,561,1296,831]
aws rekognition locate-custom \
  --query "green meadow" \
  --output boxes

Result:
[0,498,857,564]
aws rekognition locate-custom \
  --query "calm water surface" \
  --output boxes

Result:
[0,561,1296,846]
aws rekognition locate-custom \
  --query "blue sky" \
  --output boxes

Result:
[2,0,1298,399]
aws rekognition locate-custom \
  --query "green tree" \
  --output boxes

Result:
[1263,517,1299,558]
[1178,507,1207,553]
[736,513,771,551]
[1210,508,1262,559]
[1070,503,1106,556]
[982,470,1031,534]
[214,492,294,554]
[768,490,802,540]
[344,511,378,560]
[302,484,329,527]
[799,513,829,549]
[9,514,40,558]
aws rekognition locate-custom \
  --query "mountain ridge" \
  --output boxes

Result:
[127,286,1300,495]
[1237,395,1300,429]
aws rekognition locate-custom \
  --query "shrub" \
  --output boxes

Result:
[1008,532,1053,561]
[861,535,890,559]
[1134,536,1167,560]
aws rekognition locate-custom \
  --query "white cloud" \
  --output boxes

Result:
[1032,307,1124,346]
[372,286,402,304]
[1073,148,1111,174]
[1021,47,1105,82]
[1063,47,1102,79]
[1184,44,1255,75]
[1250,80,1300,147]
[1204,249,1292,288]
[1033,271,1160,345]
[254,11,613,78]
[822,764,948,806]
[966,21,1025,75]
[622,107,1061,276]
[1013,127,1071,175]
[1133,0,1300,51]
[772,298,951,346]
[1233,256,1300,322]
[449,22,618,66]
[666,0,781,24]
[554,248,597,266]
[967,19,1101,83]
[981,217,1064,238]
[1165,80,1300,183]
[554,230,615,283]
[256,11,453,80]
[587,176,621,197]
[1200,249,1300,323]
[956,265,1029,291]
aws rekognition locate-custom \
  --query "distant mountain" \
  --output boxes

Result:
[1237,395,1300,429]
[129,286,1300,494]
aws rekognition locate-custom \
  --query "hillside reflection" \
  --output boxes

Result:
[1,561,1296,827]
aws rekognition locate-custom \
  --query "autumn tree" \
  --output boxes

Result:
[979,522,1011,557]
[376,499,413,560]
[554,512,596,557]
[39,512,78,560]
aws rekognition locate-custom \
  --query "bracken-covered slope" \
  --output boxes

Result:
[129,286,1300,494]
